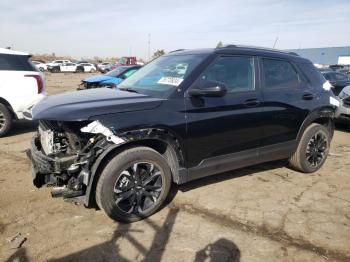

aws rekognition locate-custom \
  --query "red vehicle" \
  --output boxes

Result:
[111,57,137,70]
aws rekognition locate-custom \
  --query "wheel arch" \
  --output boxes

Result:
[84,128,185,207]
[0,97,17,119]
[297,106,335,142]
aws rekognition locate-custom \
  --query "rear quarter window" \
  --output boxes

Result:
[297,62,326,86]
[0,54,37,71]
[262,58,299,89]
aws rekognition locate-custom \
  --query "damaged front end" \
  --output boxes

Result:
[26,120,125,202]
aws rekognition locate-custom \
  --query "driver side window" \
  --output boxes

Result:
[199,56,255,93]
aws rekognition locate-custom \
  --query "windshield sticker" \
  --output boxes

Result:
[157,77,184,86]
[323,80,332,91]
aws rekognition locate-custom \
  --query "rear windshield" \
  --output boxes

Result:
[0,54,37,71]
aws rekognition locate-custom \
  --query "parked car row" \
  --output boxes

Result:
[78,65,141,90]
[31,56,143,74]
[31,59,97,73]
[48,62,97,73]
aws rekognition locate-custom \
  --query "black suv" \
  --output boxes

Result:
[27,46,337,222]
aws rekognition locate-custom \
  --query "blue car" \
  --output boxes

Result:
[79,65,141,90]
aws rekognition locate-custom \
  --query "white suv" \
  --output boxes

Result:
[46,60,71,71]
[0,48,46,137]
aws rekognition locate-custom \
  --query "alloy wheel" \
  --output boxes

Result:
[306,132,327,167]
[113,162,163,214]
[0,111,6,131]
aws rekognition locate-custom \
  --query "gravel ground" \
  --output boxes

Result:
[0,72,349,262]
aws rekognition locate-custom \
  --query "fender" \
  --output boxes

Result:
[296,105,335,142]
[84,127,185,206]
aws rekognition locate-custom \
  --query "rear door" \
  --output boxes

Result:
[259,57,315,148]
[185,55,265,168]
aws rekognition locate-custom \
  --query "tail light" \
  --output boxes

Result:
[25,74,43,94]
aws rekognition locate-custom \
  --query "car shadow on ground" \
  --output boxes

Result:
[6,120,38,137]
[5,208,240,262]
[335,123,350,132]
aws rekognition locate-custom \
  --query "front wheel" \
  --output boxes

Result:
[96,146,172,222]
[289,123,330,173]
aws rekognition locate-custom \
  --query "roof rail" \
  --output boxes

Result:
[216,44,237,49]
[288,52,299,56]
[169,49,185,53]
[216,44,301,56]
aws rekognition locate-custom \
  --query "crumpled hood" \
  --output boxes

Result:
[82,75,115,83]
[32,88,164,121]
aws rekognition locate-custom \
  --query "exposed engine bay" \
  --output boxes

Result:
[27,120,125,202]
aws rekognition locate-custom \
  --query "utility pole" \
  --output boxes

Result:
[148,33,151,61]
[272,37,279,49]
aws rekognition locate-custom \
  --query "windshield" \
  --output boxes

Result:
[105,66,129,77]
[119,54,206,98]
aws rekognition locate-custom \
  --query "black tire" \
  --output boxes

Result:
[96,146,172,222]
[52,68,59,73]
[289,123,330,173]
[0,103,13,137]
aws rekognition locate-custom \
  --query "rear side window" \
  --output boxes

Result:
[0,54,36,71]
[298,62,326,86]
[262,58,299,89]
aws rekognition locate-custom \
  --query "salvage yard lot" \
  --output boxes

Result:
[1,73,350,262]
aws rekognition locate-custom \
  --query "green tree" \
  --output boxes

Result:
[152,49,165,59]
[216,41,223,48]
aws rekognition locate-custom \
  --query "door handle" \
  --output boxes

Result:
[302,93,314,100]
[244,99,260,107]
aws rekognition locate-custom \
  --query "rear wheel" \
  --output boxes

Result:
[96,146,172,222]
[0,103,13,137]
[90,68,96,73]
[289,123,330,173]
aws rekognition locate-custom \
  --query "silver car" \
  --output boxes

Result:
[97,62,112,73]
[336,85,350,124]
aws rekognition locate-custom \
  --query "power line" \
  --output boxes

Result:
[147,33,151,61]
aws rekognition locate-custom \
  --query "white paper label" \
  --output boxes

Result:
[329,96,340,107]
[323,81,332,91]
[157,77,183,86]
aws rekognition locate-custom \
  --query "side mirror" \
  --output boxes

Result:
[188,81,227,97]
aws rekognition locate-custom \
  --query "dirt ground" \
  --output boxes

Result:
[0,73,350,262]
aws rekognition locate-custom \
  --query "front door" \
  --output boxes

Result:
[185,55,264,169]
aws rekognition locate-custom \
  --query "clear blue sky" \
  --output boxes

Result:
[0,0,349,59]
